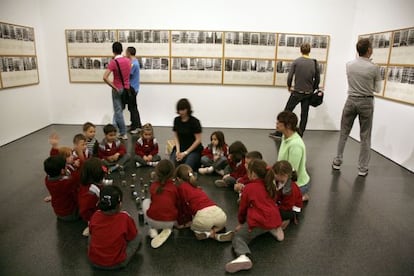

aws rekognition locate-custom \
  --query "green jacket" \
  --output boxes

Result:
[277,132,310,186]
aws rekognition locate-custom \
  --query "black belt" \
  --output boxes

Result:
[350,95,373,98]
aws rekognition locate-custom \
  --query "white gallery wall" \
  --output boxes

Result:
[0,0,413,171]
[0,0,52,146]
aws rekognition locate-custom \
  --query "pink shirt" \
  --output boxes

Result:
[107,56,131,90]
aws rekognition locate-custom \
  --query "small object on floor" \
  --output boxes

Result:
[43,195,52,203]
[148,228,158,239]
[151,228,172,248]
[118,134,128,140]
[102,179,113,185]
[136,162,142,168]
[225,254,253,273]
[358,170,368,177]
[214,179,228,188]
[82,226,89,237]
[269,227,284,241]
[148,161,159,167]
[194,231,209,240]
[215,231,234,242]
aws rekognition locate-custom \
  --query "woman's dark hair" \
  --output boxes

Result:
[80,157,105,186]
[277,111,299,132]
[211,131,226,149]
[356,38,371,57]
[98,185,122,212]
[155,159,175,194]
[112,42,123,55]
[176,98,193,115]
[175,164,197,187]
[44,155,66,177]
[228,141,248,163]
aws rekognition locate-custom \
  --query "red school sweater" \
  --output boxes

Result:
[88,210,138,267]
[276,182,303,212]
[45,175,78,217]
[228,158,247,179]
[238,178,282,230]
[78,184,100,222]
[98,139,127,160]
[147,179,179,221]
[135,137,159,157]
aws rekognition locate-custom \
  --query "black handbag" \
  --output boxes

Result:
[310,59,324,107]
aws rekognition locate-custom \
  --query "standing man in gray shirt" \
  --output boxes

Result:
[270,43,320,138]
[332,38,381,176]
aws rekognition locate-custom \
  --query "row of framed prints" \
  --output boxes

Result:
[0,22,39,89]
[65,29,329,87]
[359,27,414,105]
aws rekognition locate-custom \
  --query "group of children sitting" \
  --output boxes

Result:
[43,122,304,273]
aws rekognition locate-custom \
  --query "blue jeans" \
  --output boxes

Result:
[112,89,126,136]
[170,148,201,171]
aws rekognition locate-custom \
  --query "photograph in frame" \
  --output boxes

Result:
[0,22,36,56]
[223,59,274,85]
[384,66,414,104]
[137,57,170,83]
[171,57,222,84]
[277,34,329,61]
[360,32,392,64]
[68,56,112,82]
[171,30,223,58]
[389,28,414,64]
[66,29,116,56]
[224,31,277,59]
[0,56,39,88]
[118,30,169,57]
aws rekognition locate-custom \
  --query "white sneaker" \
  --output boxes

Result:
[215,231,234,242]
[151,228,172,248]
[225,255,252,273]
[269,227,284,241]
[358,170,368,177]
[82,226,89,237]
[194,231,209,240]
[118,134,128,140]
[148,228,158,239]
[130,128,141,134]
[198,167,209,175]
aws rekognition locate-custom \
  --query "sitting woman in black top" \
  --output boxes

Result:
[170,98,203,171]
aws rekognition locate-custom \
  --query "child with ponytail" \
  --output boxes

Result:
[267,160,303,229]
[225,159,284,273]
[88,185,140,270]
[142,159,179,248]
[175,164,233,242]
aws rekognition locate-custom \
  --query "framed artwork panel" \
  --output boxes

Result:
[171,31,223,58]
[223,59,274,85]
[118,30,169,56]
[384,66,414,104]
[359,31,392,64]
[68,56,112,83]
[389,28,414,65]
[0,56,39,88]
[224,32,277,59]
[171,57,222,84]
[66,29,117,56]
[277,34,329,62]
[0,22,36,56]
[138,57,170,83]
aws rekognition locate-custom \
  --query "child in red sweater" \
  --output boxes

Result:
[88,185,140,270]
[175,164,233,242]
[225,159,284,273]
[78,158,105,236]
[215,141,247,188]
[142,160,179,248]
[134,123,161,167]
[43,155,79,221]
[198,131,228,175]
[233,151,263,202]
[98,124,130,173]
[270,160,303,229]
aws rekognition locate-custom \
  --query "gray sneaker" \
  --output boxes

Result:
[215,179,228,188]
[332,160,341,170]
[215,231,234,242]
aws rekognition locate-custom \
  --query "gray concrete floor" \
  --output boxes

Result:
[0,125,413,275]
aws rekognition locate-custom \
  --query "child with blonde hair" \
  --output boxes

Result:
[175,164,233,242]
[142,160,179,248]
[134,123,161,167]
[198,131,228,175]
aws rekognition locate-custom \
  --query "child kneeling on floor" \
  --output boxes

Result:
[142,159,179,248]
[225,159,284,273]
[88,185,140,270]
[175,164,233,242]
